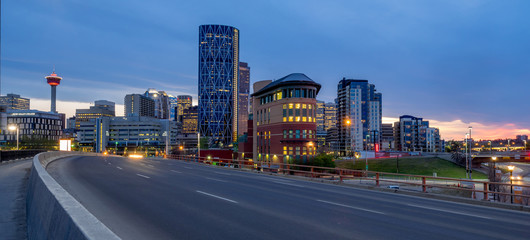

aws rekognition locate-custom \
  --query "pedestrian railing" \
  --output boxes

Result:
[167,154,530,205]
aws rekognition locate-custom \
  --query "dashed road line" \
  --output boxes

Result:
[171,170,182,173]
[136,174,150,179]
[116,166,123,170]
[317,199,385,215]
[206,177,227,182]
[196,190,238,203]
[407,204,491,219]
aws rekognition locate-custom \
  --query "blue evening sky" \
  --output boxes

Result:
[1,0,529,139]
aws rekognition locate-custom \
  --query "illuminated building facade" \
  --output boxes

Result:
[394,115,442,152]
[0,94,30,110]
[0,110,63,143]
[77,116,178,153]
[252,73,321,164]
[198,24,239,147]
[238,62,250,136]
[324,102,337,131]
[124,94,155,118]
[168,95,178,121]
[316,100,326,148]
[75,100,115,129]
[336,78,382,155]
[182,106,198,134]
[176,95,192,123]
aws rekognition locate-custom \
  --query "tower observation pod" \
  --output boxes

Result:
[45,71,62,113]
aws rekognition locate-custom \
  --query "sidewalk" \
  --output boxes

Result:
[0,158,32,240]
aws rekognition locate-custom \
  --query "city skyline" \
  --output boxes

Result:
[1,1,530,140]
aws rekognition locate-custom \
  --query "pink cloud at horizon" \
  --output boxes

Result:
[383,117,530,140]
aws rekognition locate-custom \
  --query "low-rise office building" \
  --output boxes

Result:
[0,109,63,145]
[251,73,321,164]
[77,116,178,153]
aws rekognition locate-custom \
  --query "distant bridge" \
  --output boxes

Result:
[472,152,530,167]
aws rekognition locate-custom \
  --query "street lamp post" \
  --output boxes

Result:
[465,133,469,179]
[491,157,497,201]
[365,134,369,172]
[524,140,527,152]
[8,125,19,150]
[489,141,492,154]
[468,126,472,179]
[508,165,515,204]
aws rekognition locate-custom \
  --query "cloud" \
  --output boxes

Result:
[383,117,530,140]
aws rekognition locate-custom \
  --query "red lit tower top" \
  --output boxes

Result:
[45,72,62,86]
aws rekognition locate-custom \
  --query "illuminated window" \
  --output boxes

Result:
[295,117,300,122]
[302,117,307,122]
[289,103,293,109]
[302,104,307,109]
[295,104,300,109]
[283,117,287,122]
[283,146,287,155]
[289,116,294,122]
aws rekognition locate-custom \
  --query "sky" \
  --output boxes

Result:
[1,0,530,140]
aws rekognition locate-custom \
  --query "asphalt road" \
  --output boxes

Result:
[47,156,530,240]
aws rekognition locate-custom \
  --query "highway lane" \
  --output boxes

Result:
[47,156,530,240]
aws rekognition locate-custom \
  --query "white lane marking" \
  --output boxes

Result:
[273,181,305,188]
[215,171,231,176]
[184,167,193,169]
[196,190,238,203]
[108,163,111,165]
[171,170,182,173]
[116,166,123,170]
[147,164,154,167]
[317,200,385,215]
[206,177,227,182]
[136,174,151,179]
[407,204,491,219]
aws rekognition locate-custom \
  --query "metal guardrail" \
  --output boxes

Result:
[169,154,530,205]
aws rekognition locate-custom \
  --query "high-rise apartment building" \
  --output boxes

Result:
[124,94,155,118]
[336,78,382,154]
[198,24,239,147]
[176,95,192,123]
[251,73,321,164]
[394,115,442,152]
[168,95,178,121]
[238,62,250,136]
[316,100,326,148]
[144,89,170,119]
[0,94,30,110]
[75,100,115,129]
[324,102,337,131]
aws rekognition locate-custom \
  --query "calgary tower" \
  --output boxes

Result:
[45,70,62,113]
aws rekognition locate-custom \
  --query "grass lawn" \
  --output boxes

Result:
[336,157,488,179]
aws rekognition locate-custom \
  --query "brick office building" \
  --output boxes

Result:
[251,73,321,164]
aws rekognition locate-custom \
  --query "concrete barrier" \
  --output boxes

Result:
[26,152,120,240]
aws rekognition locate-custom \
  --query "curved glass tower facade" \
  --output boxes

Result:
[198,25,239,146]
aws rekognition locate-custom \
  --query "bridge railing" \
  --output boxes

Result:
[167,154,530,205]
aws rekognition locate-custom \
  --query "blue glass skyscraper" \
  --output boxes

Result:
[198,25,239,146]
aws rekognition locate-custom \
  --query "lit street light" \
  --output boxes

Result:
[508,165,515,204]
[8,125,19,150]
